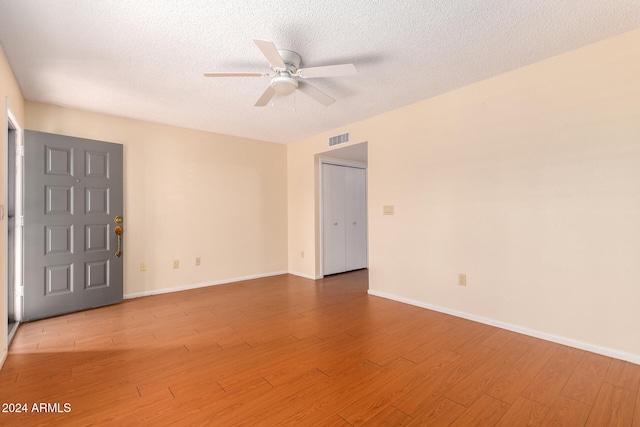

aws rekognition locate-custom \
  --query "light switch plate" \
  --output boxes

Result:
[458,273,467,286]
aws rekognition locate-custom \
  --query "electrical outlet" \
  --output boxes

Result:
[458,273,467,286]
[140,263,147,272]
[195,257,201,266]
[383,205,395,215]
[173,260,180,269]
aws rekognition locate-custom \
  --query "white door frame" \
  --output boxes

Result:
[318,156,368,278]
[6,105,23,326]
[9,107,23,326]
[3,100,23,361]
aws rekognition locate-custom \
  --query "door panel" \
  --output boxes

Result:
[322,164,346,275]
[345,167,367,271]
[23,130,123,321]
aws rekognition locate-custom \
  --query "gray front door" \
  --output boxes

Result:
[23,130,124,321]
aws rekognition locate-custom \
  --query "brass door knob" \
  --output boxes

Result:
[114,225,123,257]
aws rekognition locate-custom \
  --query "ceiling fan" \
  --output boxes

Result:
[204,39,357,107]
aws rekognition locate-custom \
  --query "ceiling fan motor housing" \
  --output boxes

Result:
[277,49,301,71]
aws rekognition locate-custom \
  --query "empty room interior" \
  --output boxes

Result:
[1,1,640,425]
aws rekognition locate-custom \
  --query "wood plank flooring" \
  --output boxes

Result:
[1,270,639,426]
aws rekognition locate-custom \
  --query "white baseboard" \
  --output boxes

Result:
[124,270,289,299]
[0,349,7,370]
[368,289,640,365]
[288,271,322,280]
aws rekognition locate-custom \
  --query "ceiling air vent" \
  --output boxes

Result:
[328,132,350,147]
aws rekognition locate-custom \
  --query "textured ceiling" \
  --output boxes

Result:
[0,1,639,144]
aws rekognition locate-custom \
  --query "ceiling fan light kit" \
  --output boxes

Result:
[270,76,298,95]
[204,39,357,107]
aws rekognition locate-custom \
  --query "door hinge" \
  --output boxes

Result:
[18,145,24,156]
[17,285,24,297]
[19,215,24,226]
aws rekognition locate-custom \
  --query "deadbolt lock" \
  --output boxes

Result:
[114,215,123,224]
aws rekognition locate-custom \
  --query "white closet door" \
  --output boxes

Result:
[322,164,346,275]
[322,163,367,276]
[345,166,367,271]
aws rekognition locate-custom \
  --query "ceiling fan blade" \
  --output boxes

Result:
[253,39,286,69]
[297,64,357,78]
[297,83,335,106]
[254,85,276,107]
[204,72,269,77]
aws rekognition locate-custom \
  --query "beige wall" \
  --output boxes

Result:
[0,45,25,123]
[26,102,288,297]
[287,29,640,361]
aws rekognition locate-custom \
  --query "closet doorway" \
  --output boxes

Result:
[320,142,368,276]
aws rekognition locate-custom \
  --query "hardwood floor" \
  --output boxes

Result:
[1,270,639,426]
